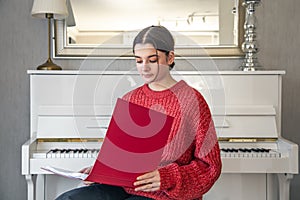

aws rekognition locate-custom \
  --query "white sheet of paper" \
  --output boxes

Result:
[41,166,88,180]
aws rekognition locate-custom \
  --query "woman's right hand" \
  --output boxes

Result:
[79,166,92,174]
[79,166,94,185]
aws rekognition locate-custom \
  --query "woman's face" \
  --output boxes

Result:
[134,43,173,84]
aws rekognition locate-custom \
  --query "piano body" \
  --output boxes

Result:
[22,70,298,200]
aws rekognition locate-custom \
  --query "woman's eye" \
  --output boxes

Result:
[149,59,158,63]
[136,60,143,64]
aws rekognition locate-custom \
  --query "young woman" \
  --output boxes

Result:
[56,25,221,200]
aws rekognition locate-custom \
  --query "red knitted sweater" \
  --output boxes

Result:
[122,80,221,200]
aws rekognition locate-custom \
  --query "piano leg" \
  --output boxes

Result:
[36,174,45,200]
[25,174,37,200]
[277,173,293,200]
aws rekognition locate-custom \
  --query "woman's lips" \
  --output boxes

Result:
[143,74,153,78]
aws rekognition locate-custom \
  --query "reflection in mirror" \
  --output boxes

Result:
[55,0,244,58]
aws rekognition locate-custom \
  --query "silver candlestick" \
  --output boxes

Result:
[240,0,261,71]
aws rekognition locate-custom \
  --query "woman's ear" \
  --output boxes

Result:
[167,51,175,65]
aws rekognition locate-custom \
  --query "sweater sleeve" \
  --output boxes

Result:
[158,94,222,199]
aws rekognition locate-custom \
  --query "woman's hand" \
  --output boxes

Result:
[134,170,161,192]
[79,166,92,174]
[79,166,93,185]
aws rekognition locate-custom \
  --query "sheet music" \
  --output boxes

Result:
[41,166,88,180]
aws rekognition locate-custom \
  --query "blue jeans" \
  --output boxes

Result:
[55,184,153,200]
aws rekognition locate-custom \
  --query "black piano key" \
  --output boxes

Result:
[245,148,252,152]
[60,149,66,153]
[52,148,59,153]
[232,148,239,152]
[261,148,270,153]
[265,149,271,153]
[94,149,99,152]
[78,149,84,153]
[65,149,72,153]
[238,148,247,152]
[258,148,269,153]
[251,148,260,152]
[83,149,88,153]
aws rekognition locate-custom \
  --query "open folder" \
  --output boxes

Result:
[42,98,174,187]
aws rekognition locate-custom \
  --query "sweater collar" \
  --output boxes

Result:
[142,80,187,98]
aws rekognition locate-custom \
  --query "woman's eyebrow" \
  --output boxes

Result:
[134,54,158,59]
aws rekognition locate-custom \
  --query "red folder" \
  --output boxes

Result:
[85,98,174,187]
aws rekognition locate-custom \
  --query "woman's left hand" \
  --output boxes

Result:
[134,170,161,192]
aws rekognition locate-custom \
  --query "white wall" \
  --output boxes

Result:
[0,0,299,199]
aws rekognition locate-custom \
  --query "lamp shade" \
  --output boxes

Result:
[31,0,68,19]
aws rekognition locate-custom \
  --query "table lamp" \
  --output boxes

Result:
[31,0,68,70]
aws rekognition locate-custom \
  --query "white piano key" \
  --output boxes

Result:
[83,151,88,158]
[69,151,73,158]
[55,152,61,158]
[32,152,47,159]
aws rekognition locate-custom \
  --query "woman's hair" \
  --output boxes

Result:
[133,25,175,69]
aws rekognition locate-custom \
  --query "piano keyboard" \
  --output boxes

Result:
[33,148,281,160]
[221,148,281,158]
[33,149,100,159]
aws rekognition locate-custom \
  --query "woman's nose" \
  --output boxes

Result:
[141,62,151,71]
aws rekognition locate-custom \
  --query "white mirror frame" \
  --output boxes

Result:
[54,1,244,59]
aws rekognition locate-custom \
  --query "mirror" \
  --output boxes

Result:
[54,0,244,58]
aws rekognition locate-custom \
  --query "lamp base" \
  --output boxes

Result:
[37,58,62,70]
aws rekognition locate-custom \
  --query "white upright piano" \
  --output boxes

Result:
[22,70,298,200]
